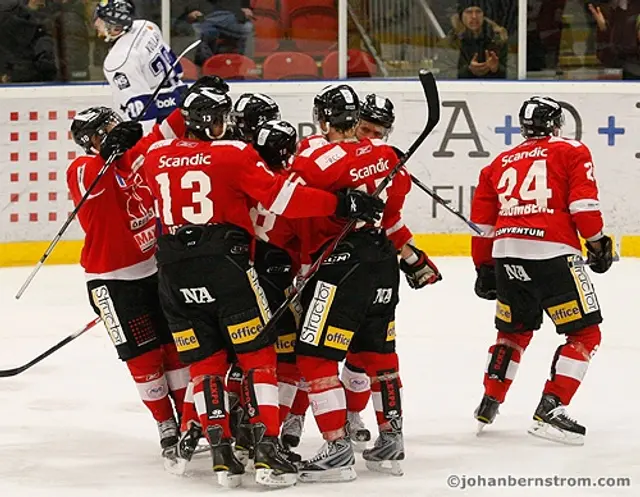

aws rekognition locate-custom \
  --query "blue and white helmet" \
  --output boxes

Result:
[94,0,135,41]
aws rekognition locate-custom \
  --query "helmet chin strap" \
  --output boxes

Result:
[104,25,126,43]
[204,122,227,140]
[320,121,331,136]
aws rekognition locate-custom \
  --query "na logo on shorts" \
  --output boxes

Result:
[179,287,215,304]
[505,264,531,282]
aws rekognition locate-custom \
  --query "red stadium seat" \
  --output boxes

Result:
[287,0,338,56]
[322,49,377,79]
[263,51,318,80]
[201,54,259,80]
[180,57,200,81]
[252,3,283,58]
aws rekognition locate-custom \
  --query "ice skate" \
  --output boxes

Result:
[252,424,298,488]
[207,426,245,487]
[474,395,500,434]
[347,411,371,451]
[158,417,179,450]
[281,412,304,449]
[362,418,404,476]
[527,394,586,446]
[234,419,254,468]
[164,422,203,475]
[298,437,357,483]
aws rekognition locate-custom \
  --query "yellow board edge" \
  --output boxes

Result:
[1,235,639,267]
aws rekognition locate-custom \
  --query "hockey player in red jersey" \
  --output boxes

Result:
[67,107,189,458]
[130,84,383,487]
[289,85,441,482]
[470,96,614,445]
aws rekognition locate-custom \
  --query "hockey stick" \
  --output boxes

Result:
[261,70,440,337]
[0,317,101,378]
[410,174,484,235]
[15,40,202,300]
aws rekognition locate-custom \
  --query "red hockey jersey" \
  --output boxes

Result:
[141,139,340,235]
[290,137,412,258]
[67,156,158,280]
[471,136,604,266]
[296,134,329,155]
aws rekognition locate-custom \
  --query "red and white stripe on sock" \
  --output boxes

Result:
[484,331,533,403]
[277,361,300,424]
[161,343,189,416]
[298,356,346,441]
[544,325,601,405]
[126,348,175,422]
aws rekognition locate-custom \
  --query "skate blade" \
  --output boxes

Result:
[527,421,585,446]
[298,465,357,483]
[164,456,189,476]
[215,471,243,488]
[193,439,209,456]
[234,450,255,473]
[365,460,403,477]
[476,421,490,435]
[255,468,297,488]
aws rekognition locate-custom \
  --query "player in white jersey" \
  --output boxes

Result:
[94,0,188,133]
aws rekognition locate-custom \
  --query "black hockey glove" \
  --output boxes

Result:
[100,121,143,161]
[474,264,497,300]
[399,245,442,289]
[334,188,384,224]
[585,235,614,274]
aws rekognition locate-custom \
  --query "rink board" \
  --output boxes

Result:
[2,80,640,266]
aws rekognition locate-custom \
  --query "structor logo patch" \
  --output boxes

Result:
[300,281,336,346]
[92,285,127,346]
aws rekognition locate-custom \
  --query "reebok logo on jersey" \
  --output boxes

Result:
[228,317,262,345]
[300,281,336,346]
[172,329,200,352]
[157,97,176,109]
[179,287,215,304]
[92,285,127,346]
[501,147,548,167]
[323,326,354,351]
[547,300,582,325]
[113,72,131,90]
[570,259,600,314]
[159,153,211,168]
[350,158,389,181]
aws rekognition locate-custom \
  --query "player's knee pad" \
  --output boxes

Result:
[236,346,276,371]
[125,348,169,402]
[125,347,163,377]
[356,351,399,375]
[345,350,365,370]
[189,349,229,380]
[567,324,601,359]
[496,330,533,352]
[341,361,370,393]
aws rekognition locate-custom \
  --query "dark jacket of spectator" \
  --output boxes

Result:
[0,0,57,82]
[178,0,252,22]
[52,0,90,81]
[592,1,640,79]
[447,14,508,79]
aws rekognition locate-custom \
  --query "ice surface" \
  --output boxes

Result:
[1,259,638,496]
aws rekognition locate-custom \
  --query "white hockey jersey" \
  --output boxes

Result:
[103,20,188,133]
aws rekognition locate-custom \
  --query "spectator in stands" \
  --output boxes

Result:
[0,0,57,82]
[589,0,640,79]
[444,0,508,79]
[51,0,90,81]
[177,0,254,65]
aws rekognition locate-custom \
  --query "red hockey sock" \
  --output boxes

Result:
[358,352,402,430]
[277,361,300,424]
[290,388,309,416]
[297,355,346,440]
[180,381,198,432]
[126,348,175,423]
[162,343,189,417]
[342,352,371,413]
[190,351,231,439]
[484,330,533,403]
[237,348,280,437]
[543,325,601,405]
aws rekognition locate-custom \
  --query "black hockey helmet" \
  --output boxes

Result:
[519,96,564,138]
[71,106,123,154]
[313,84,360,133]
[253,120,297,170]
[360,94,395,129]
[231,93,281,142]
[181,85,232,141]
[189,75,230,95]
[94,0,135,28]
